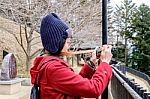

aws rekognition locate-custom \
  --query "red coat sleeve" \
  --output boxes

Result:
[47,61,112,98]
[79,64,95,79]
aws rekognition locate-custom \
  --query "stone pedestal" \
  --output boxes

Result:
[0,78,23,95]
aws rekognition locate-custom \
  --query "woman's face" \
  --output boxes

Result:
[61,38,71,52]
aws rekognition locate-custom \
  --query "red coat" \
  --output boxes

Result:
[30,56,112,99]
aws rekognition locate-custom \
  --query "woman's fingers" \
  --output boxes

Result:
[91,50,97,64]
[100,45,113,64]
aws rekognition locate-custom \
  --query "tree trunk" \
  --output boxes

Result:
[25,24,33,71]
[26,56,30,71]
[125,37,128,67]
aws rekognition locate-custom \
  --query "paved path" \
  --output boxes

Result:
[126,72,150,92]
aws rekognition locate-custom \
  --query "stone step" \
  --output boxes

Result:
[0,85,31,99]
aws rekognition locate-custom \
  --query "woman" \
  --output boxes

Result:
[30,13,112,99]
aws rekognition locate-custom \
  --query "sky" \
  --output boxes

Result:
[110,0,150,7]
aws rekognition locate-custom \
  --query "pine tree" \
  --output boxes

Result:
[130,4,150,75]
[113,0,136,66]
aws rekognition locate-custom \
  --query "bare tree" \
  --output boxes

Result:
[0,0,102,71]
[0,0,50,71]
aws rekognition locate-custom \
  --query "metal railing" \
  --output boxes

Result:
[126,67,150,85]
[111,67,142,99]
[111,64,150,99]
[113,63,150,85]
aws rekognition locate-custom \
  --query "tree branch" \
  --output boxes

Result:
[29,35,40,42]
[31,48,42,58]
[0,27,28,57]
[31,41,41,46]
[19,24,23,46]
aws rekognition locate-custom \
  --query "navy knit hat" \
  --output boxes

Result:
[40,13,69,54]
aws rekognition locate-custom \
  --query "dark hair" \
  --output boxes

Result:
[50,38,66,56]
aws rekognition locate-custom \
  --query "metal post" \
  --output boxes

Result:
[116,35,119,60]
[102,0,108,45]
[101,0,108,99]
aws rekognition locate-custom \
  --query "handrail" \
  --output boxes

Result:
[126,67,150,85]
[112,67,143,99]
[112,65,150,99]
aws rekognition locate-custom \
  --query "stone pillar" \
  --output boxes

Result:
[1,53,17,80]
[0,53,22,95]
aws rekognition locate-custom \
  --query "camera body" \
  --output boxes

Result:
[95,46,101,59]
[81,46,101,63]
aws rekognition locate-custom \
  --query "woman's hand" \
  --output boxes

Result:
[100,45,113,64]
[91,50,97,64]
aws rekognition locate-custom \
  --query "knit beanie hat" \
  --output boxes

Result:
[40,13,69,54]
